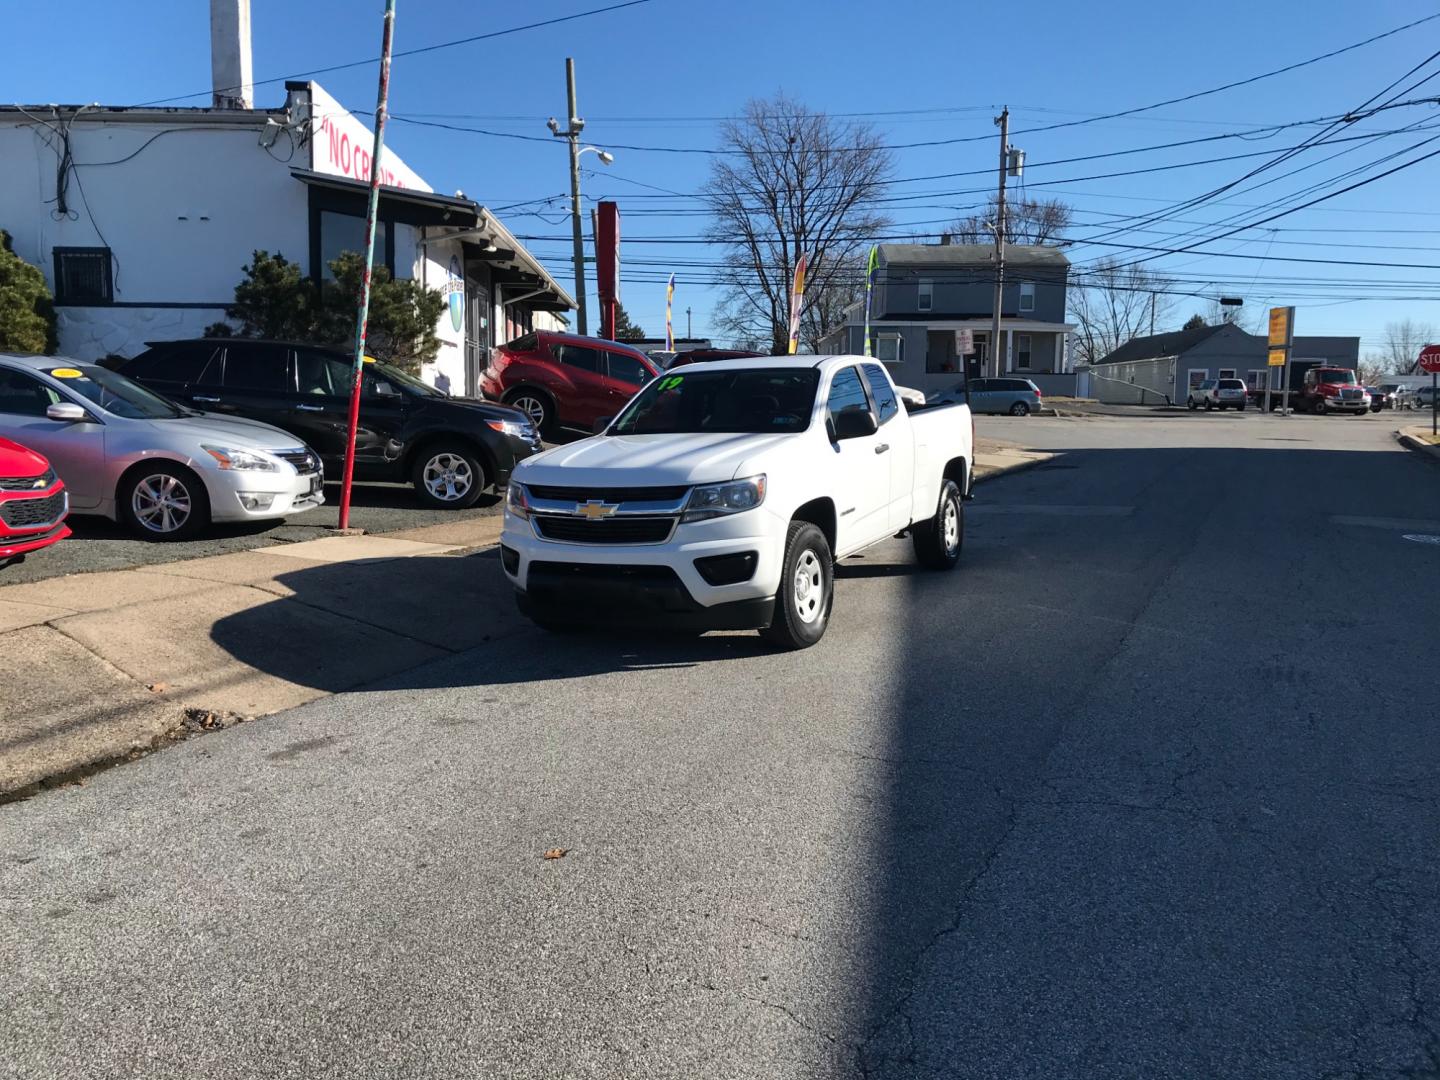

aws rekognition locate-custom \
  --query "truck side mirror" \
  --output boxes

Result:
[832,409,878,440]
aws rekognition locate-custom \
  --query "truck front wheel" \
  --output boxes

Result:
[913,479,964,570]
[761,521,833,650]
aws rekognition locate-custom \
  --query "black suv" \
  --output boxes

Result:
[110,339,540,508]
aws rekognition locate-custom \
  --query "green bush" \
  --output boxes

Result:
[0,229,58,354]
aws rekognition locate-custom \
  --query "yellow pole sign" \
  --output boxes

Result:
[1267,306,1296,413]
[1268,306,1292,349]
[1268,348,1287,367]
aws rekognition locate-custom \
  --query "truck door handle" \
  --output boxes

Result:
[874,443,890,455]
[191,395,220,404]
[295,404,326,412]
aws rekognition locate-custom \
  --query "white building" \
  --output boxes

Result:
[0,70,572,395]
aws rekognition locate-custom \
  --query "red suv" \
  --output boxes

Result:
[1,435,71,568]
[481,331,660,435]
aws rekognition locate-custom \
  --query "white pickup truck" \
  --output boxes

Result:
[499,354,973,649]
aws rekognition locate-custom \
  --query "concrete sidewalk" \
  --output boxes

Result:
[0,439,1049,799]
[1397,424,1440,462]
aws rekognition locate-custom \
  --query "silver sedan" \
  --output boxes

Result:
[0,354,323,539]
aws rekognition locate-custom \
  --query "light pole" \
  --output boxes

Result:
[548,58,612,336]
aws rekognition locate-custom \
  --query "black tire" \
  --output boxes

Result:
[1204,400,1213,411]
[1009,401,1031,416]
[503,388,557,438]
[1187,398,1197,411]
[913,479,964,570]
[1313,397,1326,415]
[118,462,210,541]
[1238,403,1246,411]
[760,521,833,651]
[411,442,488,509]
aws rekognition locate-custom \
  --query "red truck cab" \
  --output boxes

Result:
[1303,367,1370,415]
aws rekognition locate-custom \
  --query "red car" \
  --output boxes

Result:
[0,435,71,567]
[480,331,660,435]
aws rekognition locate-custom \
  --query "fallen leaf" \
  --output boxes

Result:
[147,682,169,694]
[542,848,569,860]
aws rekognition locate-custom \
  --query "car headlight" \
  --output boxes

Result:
[682,475,766,523]
[487,418,537,441]
[506,480,530,519]
[202,445,279,472]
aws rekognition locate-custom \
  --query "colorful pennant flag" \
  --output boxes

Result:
[863,245,879,357]
[787,253,807,355]
[665,273,676,351]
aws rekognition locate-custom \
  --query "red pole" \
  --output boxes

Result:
[338,0,397,532]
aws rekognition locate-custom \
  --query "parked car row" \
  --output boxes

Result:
[1,338,545,561]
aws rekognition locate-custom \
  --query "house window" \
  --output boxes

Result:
[876,333,903,364]
[1015,334,1032,370]
[917,280,933,312]
[1019,282,1035,313]
[1219,368,1236,380]
[53,247,113,305]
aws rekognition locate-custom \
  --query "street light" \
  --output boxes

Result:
[547,59,613,336]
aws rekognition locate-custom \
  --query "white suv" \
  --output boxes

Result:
[1188,378,1248,411]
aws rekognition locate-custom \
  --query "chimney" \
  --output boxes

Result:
[210,0,254,109]
[939,233,952,246]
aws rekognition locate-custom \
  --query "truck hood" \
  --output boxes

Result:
[516,431,795,487]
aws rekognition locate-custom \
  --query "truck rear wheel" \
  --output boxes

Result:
[913,479,963,570]
[760,521,832,651]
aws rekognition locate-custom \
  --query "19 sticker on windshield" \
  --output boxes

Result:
[49,368,83,379]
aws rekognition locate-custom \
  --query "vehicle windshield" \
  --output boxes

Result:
[370,360,443,398]
[610,368,820,435]
[1318,369,1358,385]
[52,365,186,420]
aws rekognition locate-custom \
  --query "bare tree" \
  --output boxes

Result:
[1068,258,1175,365]
[703,96,892,354]
[1359,352,1390,385]
[947,195,1072,246]
[1382,318,1437,373]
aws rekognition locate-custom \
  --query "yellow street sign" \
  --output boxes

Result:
[1268,348,1287,367]
[1268,306,1294,349]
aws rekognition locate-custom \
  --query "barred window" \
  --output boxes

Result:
[53,247,113,305]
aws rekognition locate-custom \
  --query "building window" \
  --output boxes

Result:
[1249,368,1268,391]
[1219,368,1236,379]
[1019,282,1035,313]
[917,280,933,312]
[876,333,903,364]
[53,247,113,305]
[1015,334,1032,369]
[318,211,393,280]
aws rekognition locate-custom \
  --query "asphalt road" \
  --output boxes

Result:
[4,411,1439,1079]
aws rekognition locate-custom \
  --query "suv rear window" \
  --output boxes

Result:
[504,333,538,353]
[552,344,604,373]
[127,343,221,385]
[1219,379,1245,389]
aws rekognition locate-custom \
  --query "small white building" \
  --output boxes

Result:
[0,72,572,395]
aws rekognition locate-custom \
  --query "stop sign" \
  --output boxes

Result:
[1419,344,1440,373]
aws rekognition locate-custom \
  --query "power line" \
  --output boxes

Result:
[133,0,657,107]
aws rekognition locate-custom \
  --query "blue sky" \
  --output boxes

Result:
[5,0,1440,352]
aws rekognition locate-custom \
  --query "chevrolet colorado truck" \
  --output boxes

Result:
[500,354,974,649]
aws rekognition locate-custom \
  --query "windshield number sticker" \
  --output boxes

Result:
[49,368,84,379]
[657,375,684,392]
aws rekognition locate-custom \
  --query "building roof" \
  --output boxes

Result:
[878,243,1070,268]
[1093,323,1232,366]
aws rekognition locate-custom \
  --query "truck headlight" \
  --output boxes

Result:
[506,480,530,519]
[202,445,278,472]
[683,475,766,523]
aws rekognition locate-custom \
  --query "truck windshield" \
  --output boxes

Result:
[1317,370,1358,385]
[610,368,820,435]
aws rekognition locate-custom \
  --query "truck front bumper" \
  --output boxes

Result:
[499,506,784,630]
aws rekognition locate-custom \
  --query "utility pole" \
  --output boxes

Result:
[1150,292,1156,335]
[549,59,588,336]
[686,306,692,338]
[989,107,1009,380]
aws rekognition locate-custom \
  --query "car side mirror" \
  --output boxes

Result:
[46,402,90,423]
[833,409,878,440]
[592,415,614,434]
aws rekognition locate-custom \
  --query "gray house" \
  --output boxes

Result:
[817,242,1077,396]
[1089,323,1361,404]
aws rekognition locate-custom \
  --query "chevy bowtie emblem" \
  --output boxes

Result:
[32,476,47,489]
[575,500,618,520]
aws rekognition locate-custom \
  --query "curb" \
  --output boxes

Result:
[1395,429,1440,463]
[972,452,1056,486]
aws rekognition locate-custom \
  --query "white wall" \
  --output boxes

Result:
[413,232,466,392]
[0,116,309,360]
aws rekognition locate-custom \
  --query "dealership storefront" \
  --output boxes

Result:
[0,81,572,394]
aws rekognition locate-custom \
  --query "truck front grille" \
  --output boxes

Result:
[526,485,689,503]
[533,516,675,545]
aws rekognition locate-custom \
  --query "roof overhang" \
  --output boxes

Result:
[291,167,480,228]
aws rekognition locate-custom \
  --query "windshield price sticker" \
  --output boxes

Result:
[657,375,684,392]
[49,368,84,379]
